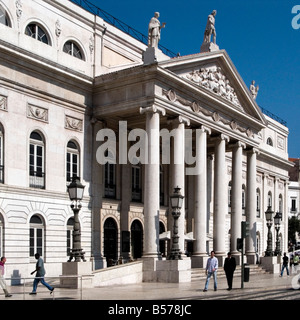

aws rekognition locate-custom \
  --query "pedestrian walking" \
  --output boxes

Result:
[29,253,54,295]
[224,252,236,290]
[203,250,218,292]
[280,252,289,276]
[0,257,12,297]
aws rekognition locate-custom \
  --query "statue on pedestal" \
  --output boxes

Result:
[200,10,219,53]
[148,12,166,48]
[203,10,217,44]
[250,80,259,100]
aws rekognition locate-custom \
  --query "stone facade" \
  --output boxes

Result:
[0,0,292,281]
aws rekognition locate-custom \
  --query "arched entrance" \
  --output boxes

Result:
[131,220,143,259]
[104,218,118,266]
[159,221,166,257]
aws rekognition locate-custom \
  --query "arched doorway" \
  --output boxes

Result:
[159,221,166,257]
[104,218,118,266]
[131,220,143,259]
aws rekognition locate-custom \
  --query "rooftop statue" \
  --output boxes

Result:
[203,10,217,44]
[148,12,166,48]
[250,80,259,100]
[200,10,219,53]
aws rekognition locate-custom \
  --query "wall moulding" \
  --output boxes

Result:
[162,88,255,138]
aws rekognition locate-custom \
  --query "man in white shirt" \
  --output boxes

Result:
[203,250,218,292]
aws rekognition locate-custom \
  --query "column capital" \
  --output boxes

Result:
[198,125,212,135]
[140,105,166,116]
[229,141,246,150]
[168,115,190,127]
[211,133,230,144]
[246,147,260,155]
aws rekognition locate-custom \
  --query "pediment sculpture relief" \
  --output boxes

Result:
[186,67,243,109]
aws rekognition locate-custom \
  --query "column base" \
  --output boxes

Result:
[260,256,280,274]
[215,253,226,267]
[61,262,93,288]
[156,258,191,283]
[191,254,209,268]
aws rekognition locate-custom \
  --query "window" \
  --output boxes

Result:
[228,181,232,211]
[0,6,11,27]
[256,188,261,217]
[291,198,297,213]
[0,214,3,257]
[242,184,246,215]
[104,150,116,198]
[30,215,44,257]
[278,194,283,213]
[132,164,142,202]
[63,41,84,60]
[66,141,79,182]
[25,23,50,45]
[266,137,273,146]
[0,125,4,183]
[67,217,74,257]
[160,166,164,205]
[29,131,45,189]
[268,191,272,208]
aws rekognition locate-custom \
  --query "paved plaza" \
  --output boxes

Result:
[1,271,299,301]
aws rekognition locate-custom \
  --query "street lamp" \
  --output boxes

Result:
[67,176,86,262]
[168,186,184,260]
[265,206,274,257]
[274,211,282,256]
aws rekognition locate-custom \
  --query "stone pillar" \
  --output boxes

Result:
[213,134,229,266]
[230,141,245,264]
[192,126,211,268]
[246,148,258,264]
[140,105,165,259]
[171,116,190,256]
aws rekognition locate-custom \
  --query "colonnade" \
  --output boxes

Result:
[141,106,258,266]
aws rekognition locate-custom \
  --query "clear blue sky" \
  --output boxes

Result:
[87,0,300,158]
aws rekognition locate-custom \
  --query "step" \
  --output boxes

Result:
[191,265,270,281]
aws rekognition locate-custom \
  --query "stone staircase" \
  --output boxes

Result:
[191,264,270,281]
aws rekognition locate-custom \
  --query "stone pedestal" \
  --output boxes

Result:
[200,42,219,53]
[142,257,191,283]
[61,261,93,288]
[260,256,280,274]
[191,255,209,268]
[156,258,191,283]
[143,47,167,64]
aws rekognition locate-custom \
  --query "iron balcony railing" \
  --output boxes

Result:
[69,0,178,58]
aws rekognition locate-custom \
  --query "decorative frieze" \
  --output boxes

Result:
[185,66,243,108]
[162,89,254,138]
[65,115,83,132]
[27,104,48,122]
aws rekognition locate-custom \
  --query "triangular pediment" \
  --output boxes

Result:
[185,65,243,110]
[159,50,267,127]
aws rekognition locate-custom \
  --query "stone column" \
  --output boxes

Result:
[171,116,190,255]
[213,134,229,265]
[192,126,211,268]
[230,141,245,264]
[140,105,165,259]
[246,148,258,264]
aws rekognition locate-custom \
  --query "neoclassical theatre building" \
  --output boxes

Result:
[0,0,292,279]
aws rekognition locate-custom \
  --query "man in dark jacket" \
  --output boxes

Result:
[224,252,236,290]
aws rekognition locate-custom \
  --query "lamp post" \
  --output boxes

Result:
[265,206,274,257]
[168,186,184,260]
[67,176,86,262]
[274,211,282,256]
